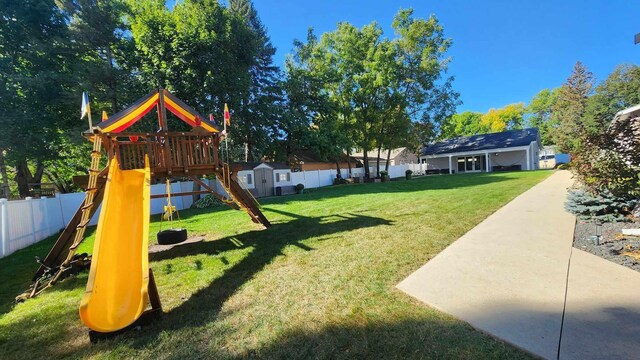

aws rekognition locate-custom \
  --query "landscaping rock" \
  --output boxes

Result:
[573,219,640,272]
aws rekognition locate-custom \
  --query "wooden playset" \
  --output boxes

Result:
[23,89,270,339]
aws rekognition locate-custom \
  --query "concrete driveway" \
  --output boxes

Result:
[397,170,640,359]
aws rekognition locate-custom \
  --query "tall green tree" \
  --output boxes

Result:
[439,111,483,139]
[582,64,640,137]
[287,9,458,178]
[229,0,282,161]
[526,88,559,145]
[278,29,351,173]
[60,0,135,112]
[40,0,139,193]
[0,0,77,197]
[391,9,459,139]
[128,0,278,160]
[552,61,595,153]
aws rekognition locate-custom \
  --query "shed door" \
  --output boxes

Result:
[254,168,274,197]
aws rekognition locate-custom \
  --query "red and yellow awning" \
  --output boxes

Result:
[97,89,221,133]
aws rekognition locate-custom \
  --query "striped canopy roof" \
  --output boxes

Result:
[97,89,221,133]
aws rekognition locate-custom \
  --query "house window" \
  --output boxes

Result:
[246,174,252,185]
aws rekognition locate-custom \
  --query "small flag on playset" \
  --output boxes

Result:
[224,103,230,126]
[209,113,216,125]
[102,111,108,121]
[81,92,90,119]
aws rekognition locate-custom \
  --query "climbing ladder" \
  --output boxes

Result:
[29,136,105,295]
[216,163,271,227]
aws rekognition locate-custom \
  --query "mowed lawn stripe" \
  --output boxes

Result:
[0,171,550,359]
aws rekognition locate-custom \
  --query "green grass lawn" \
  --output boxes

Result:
[0,171,551,359]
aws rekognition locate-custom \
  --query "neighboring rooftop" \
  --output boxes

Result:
[422,128,540,156]
[352,147,412,159]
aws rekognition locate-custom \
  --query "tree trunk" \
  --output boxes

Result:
[15,160,32,198]
[44,169,70,193]
[0,149,10,198]
[33,160,44,184]
[385,148,392,172]
[15,159,44,198]
[376,145,382,177]
[335,158,341,179]
[347,148,352,178]
[246,141,255,162]
[363,149,369,179]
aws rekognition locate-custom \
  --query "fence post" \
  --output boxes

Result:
[41,196,51,237]
[0,198,7,258]
[26,197,37,245]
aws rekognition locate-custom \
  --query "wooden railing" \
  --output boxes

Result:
[102,132,221,175]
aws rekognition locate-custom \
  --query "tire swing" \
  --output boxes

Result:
[157,179,188,245]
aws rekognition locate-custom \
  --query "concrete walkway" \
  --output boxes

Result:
[397,171,640,359]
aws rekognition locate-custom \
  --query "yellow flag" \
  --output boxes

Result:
[101,111,108,121]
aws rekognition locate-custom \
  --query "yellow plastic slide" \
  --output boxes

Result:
[79,156,151,332]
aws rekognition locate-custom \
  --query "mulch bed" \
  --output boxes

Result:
[573,219,640,272]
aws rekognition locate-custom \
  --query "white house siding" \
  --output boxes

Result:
[489,150,528,170]
[273,169,293,186]
[422,157,450,170]
[237,170,255,190]
[392,149,419,165]
[420,145,542,173]
[530,141,540,170]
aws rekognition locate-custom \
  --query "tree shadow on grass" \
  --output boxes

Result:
[227,317,532,360]
[0,209,393,358]
[0,276,90,360]
[143,209,393,333]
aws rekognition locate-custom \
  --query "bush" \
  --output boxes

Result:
[333,177,350,185]
[379,171,388,177]
[193,194,225,209]
[571,148,640,198]
[565,189,637,222]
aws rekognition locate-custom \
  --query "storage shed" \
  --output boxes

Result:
[233,162,293,198]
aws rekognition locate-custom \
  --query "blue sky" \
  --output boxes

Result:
[252,0,640,113]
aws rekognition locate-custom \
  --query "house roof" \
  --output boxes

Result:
[611,104,640,129]
[352,147,410,160]
[287,149,358,163]
[232,162,290,171]
[422,128,540,156]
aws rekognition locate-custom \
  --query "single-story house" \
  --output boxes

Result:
[232,162,293,198]
[420,128,541,174]
[351,147,418,167]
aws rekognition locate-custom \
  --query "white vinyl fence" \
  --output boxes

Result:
[0,179,219,259]
[0,164,424,258]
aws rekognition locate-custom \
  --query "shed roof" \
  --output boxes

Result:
[422,128,539,156]
[232,162,290,171]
